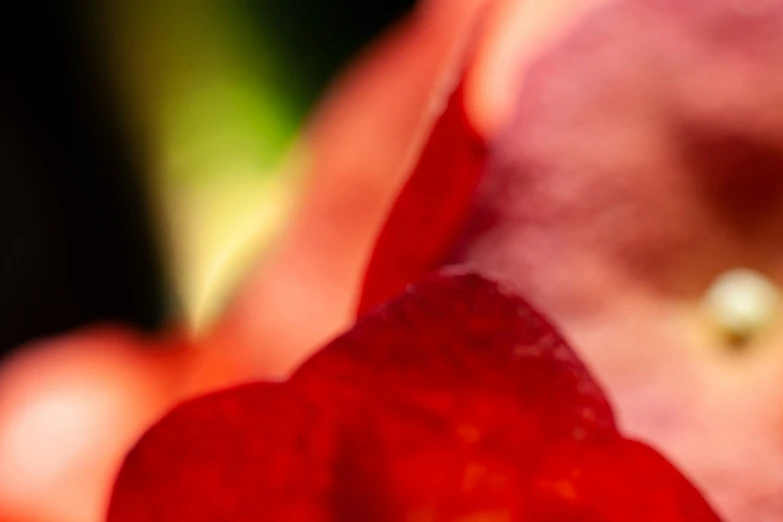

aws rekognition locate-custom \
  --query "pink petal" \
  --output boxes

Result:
[0,326,189,522]
[441,0,783,519]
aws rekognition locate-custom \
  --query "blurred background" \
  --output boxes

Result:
[0,0,414,361]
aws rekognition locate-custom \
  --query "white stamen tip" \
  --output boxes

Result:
[703,268,781,343]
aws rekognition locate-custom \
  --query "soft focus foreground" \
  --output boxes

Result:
[108,272,721,521]
[2,0,783,521]
[0,328,189,522]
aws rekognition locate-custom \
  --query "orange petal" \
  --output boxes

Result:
[194,0,489,390]
[0,326,190,522]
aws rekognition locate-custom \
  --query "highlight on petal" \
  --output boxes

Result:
[108,271,720,521]
[0,326,189,522]
[466,0,615,137]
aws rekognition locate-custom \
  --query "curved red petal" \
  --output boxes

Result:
[108,272,719,521]
[299,270,615,441]
[357,81,487,315]
[296,271,720,519]
[532,438,721,521]
[107,383,337,522]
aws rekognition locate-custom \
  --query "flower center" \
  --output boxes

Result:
[702,267,782,347]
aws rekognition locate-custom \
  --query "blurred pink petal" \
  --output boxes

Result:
[0,327,190,522]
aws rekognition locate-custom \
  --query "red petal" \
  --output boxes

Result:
[297,270,615,441]
[357,80,487,315]
[532,438,721,521]
[107,383,337,522]
[297,271,721,519]
[108,272,719,521]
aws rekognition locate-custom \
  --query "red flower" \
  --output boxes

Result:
[108,272,721,521]
[4,0,782,520]
[364,1,783,521]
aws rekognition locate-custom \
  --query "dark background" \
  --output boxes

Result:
[0,0,414,360]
